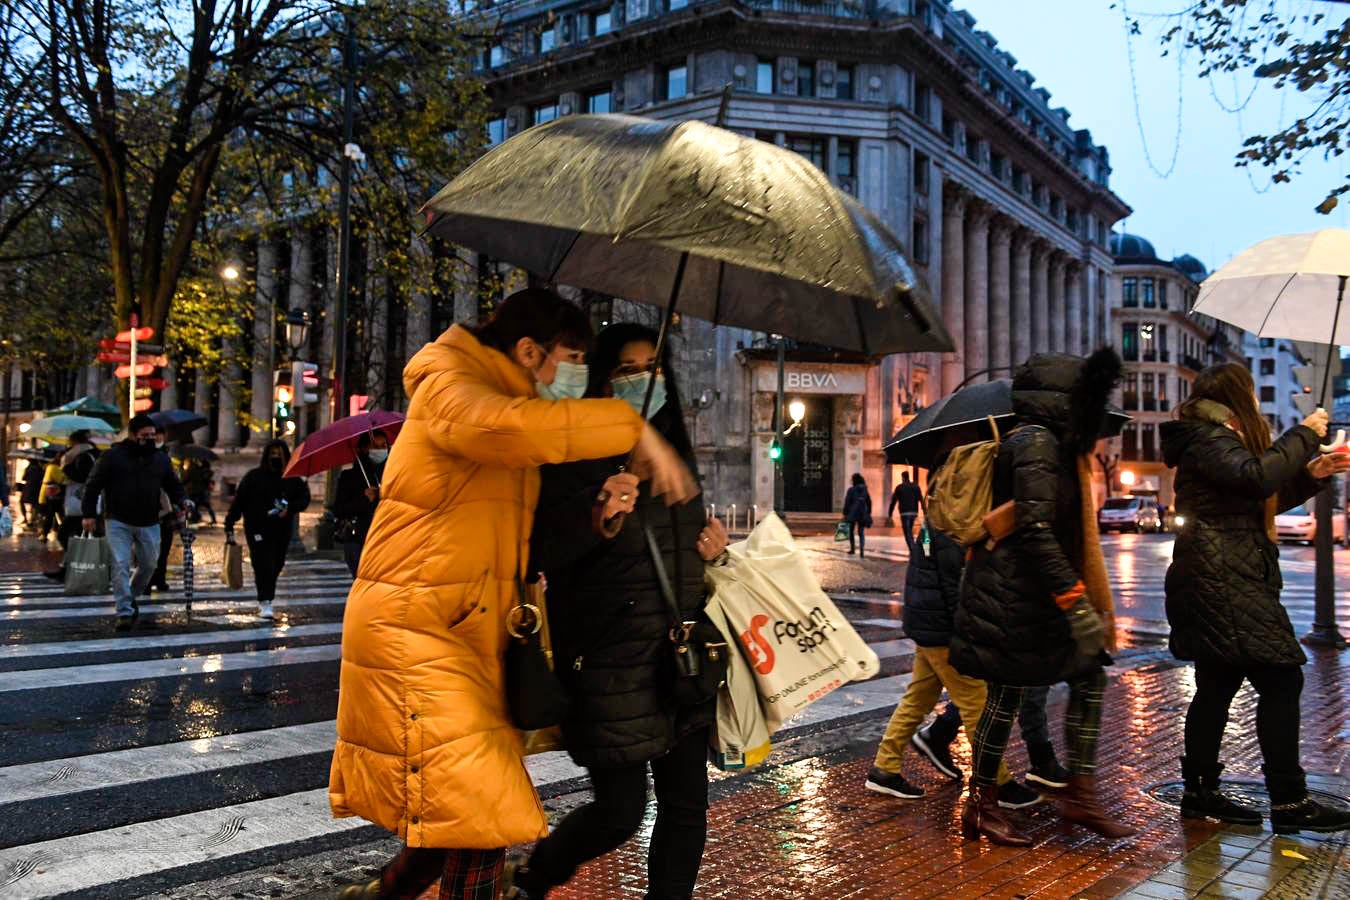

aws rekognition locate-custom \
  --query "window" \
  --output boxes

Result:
[835,139,856,179]
[661,63,687,100]
[1050,194,1063,220]
[1012,167,1027,195]
[586,89,612,114]
[942,114,956,146]
[1122,277,1138,308]
[1260,359,1275,376]
[1142,278,1155,308]
[1142,373,1156,411]
[1158,373,1169,411]
[1158,280,1168,310]
[786,134,826,169]
[914,81,931,121]
[797,60,815,97]
[1122,322,1139,361]
[1122,425,1138,461]
[835,65,854,101]
[1260,337,1275,348]
[488,44,506,67]
[1096,220,1107,246]
[533,102,558,125]
[1158,324,1169,361]
[1141,321,1156,360]
[1260,386,1276,403]
[589,8,612,35]
[965,133,981,165]
[756,60,774,94]
[912,218,929,264]
[536,27,556,54]
[668,0,688,8]
[990,152,1007,181]
[1142,423,1157,461]
[487,117,507,145]
[914,150,930,195]
[1067,208,1080,234]
[1122,373,1139,409]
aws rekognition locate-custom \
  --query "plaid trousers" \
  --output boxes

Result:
[969,668,1108,787]
[379,846,506,900]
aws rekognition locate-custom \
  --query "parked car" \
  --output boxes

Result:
[1098,497,1163,534]
[1274,504,1348,547]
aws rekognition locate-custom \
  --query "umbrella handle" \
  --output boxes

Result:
[1316,407,1346,453]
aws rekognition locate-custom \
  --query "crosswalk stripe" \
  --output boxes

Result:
[6,583,352,609]
[0,622,345,660]
[0,643,342,692]
[4,595,349,622]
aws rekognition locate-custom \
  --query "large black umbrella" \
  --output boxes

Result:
[172,444,219,462]
[422,114,951,357]
[152,409,209,439]
[885,379,1131,468]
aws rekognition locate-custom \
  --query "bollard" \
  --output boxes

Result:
[750,504,758,530]
[727,504,737,532]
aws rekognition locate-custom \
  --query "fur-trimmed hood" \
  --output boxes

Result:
[1012,349,1124,455]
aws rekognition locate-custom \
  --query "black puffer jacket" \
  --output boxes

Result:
[951,350,1121,686]
[529,410,713,770]
[1161,401,1323,668]
[902,524,965,647]
[82,440,184,526]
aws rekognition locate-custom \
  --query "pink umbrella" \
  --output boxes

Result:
[283,411,406,483]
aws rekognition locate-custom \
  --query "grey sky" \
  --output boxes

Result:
[957,0,1348,274]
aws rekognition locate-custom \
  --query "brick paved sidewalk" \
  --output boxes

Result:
[541,650,1348,899]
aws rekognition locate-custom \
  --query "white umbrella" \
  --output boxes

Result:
[1192,228,1350,450]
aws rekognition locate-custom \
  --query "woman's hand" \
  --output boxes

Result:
[697,516,729,562]
[1302,409,1330,438]
[599,473,640,521]
[631,424,699,507]
[1307,452,1350,480]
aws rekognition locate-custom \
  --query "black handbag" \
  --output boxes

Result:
[504,579,570,731]
[641,511,728,707]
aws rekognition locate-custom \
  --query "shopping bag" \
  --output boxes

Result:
[704,595,772,771]
[706,514,879,731]
[833,520,850,542]
[221,539,244,590]
[0,507,11,539]
[64,534,111,596]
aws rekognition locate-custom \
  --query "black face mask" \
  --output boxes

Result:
[136,437,156,452]
[267,456,284,472]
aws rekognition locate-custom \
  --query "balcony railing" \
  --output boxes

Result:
[1142,350,1158,362]
[1142,398,1157,412]
[1181,354,1205,372]
[745,0,878,18]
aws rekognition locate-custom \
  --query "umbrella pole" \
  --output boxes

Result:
[1316,275,1347,453]
[353,438,372,488]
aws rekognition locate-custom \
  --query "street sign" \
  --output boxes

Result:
[97,351,132,364]
[114,363,157,378]
[140,377,168,391]
[105,354,167,368]
[115,326,155,342]
[99,339,163,354]
[132,398,154,412]
[133,387,153,399]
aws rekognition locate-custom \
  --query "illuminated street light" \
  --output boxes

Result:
[18,422,30,434]
[788,399,806,425]
[1120,469,1136,488]
[220,264,241,281]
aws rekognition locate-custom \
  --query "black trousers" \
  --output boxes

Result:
[527,727,710,899]
[1185,659,1305,804]
[848,521,866,554]
[246,531,290,604]
[152,518,175,588]
[899,513,918,550]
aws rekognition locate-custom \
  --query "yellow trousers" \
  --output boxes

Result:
[873,645,1011,784]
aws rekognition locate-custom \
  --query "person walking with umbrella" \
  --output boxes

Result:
[328,289,696,900]
[1162,363,1350,834]
[951,350,1136,846]
[224,439,311,620]
[334,430,390,577]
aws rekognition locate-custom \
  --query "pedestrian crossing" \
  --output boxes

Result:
[0,557,920,898]
[2,543,1346,897]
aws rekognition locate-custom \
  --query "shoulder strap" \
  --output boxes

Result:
[639,506,685,632]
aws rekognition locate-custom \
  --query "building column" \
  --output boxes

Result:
[1011,230,1032,368]
[1031,241,1050,355]
[988,216,1012,376]
[251,238,281,441]
[288,230,313,332]
[160,363,178,410]
[963,201,991,382]
[216,340,241,449]
[940,185,967,395]
[1067,264,1084,356]
[192,367,210,445]
[1048,253,1067,354]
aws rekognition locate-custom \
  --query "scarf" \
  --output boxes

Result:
[1077,454,1118,652]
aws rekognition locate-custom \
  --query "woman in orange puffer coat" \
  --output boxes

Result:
[329,290,696,899]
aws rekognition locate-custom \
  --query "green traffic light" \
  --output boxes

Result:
[769,441,781,461]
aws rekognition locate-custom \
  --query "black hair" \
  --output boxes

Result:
[69,429,91,445]
[468,288,592,356]
[900,471,911,483]
[260,438,292,467]
[852,473,865,487]
[127,414,156,433]
[585,322,694,462]
[356,431,390,451]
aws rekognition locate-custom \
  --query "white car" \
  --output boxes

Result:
[1097,497,1162,534]
[1274,505,1348,546]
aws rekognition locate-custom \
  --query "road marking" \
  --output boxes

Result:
[0,622,344,659]
[5,583,352,609]
[3,596,349,623]
[0,643,342,692]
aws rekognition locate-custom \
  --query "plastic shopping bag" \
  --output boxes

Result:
[0,507,11,539]
[706,514,879,731]
[64,534,111,596]
[705,594,772,771]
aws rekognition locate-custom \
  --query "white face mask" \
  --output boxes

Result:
[155,440,165,449]
[538,361,589,400]
[367,448,389,464]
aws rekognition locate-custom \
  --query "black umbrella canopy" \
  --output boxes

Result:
[423,114,952,356]
[172,444,219,462]
[885,379,1131,468]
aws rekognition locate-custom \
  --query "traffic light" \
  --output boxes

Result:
[273,369,293,426]
[768,438,782,462]
[291,361,320,408]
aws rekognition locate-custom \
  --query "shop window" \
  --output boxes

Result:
[835,65,855,101]
[756,60,774,94]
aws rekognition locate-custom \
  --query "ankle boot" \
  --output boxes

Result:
[1180,758,1261,825]
[961,783,1033,846]
[1056,774,1137,839]
[1270,796,1350,835]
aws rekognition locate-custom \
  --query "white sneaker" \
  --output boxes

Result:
[258,602,274,620]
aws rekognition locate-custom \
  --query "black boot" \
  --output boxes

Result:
[1180,757,1261,826]
[1266,766,1350,834]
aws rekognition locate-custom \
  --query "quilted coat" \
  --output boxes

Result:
[528,402,713,769]
[1161,401,1323,668]
[329,325,643,849]
[951,352,1117,686]
[901,525,965,648]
